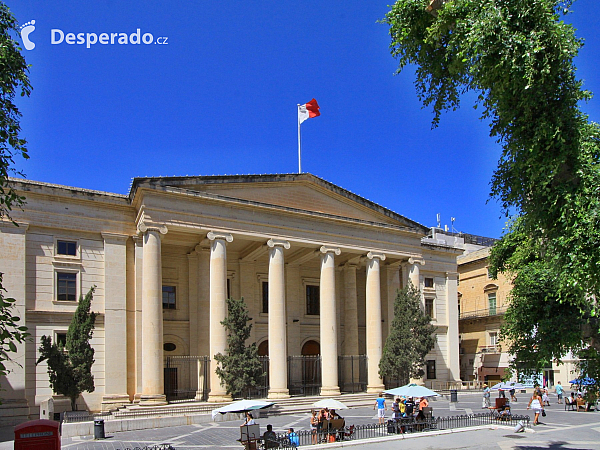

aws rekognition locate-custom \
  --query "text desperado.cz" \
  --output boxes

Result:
[51,29,168,48]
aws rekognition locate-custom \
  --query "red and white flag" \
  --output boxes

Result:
[298,98,320,124]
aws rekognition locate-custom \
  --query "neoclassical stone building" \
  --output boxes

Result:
[0,173,461,422]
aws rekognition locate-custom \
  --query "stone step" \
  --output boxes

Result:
[111,392,376,419]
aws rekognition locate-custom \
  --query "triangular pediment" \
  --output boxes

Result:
[131,174,427,232]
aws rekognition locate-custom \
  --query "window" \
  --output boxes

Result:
[262,281,269,313]
[425,298,434,318]
[56,333,67,348]
[426,360,436,379]
[306,285,320,315]
[227,278,231,300]
[164,343,177,352]
[57,240,77,256]
[487,267,492,279]
[489,332,498,347]
[457,275,460,286]
[57,272,77,301]
[162,285,176,309]
[424,277,434,288]
[488,292,497,315]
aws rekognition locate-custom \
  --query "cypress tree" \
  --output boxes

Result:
[214,297,263,398]
[37,286,97,410]
[379,283,436,385]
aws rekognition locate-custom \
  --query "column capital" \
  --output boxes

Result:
[137,222,168,235]
[320,245,341,256]
[408,257,425,266]
[267,238,291,249]
[207,231,233,243]
[367,251,386,261]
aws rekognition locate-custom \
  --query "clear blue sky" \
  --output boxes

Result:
[9,1,600,239]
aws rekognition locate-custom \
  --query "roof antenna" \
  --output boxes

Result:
[436,213,441,229]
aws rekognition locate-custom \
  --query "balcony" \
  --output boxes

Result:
[459,305,507,320]
[478,345,502,354]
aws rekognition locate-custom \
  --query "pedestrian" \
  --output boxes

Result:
[482,383,491,408]
[241,412,255,426]
[310,410,318,444]
[527,389,544,425]
[542,387,550,406]
[374,393,386,424]
[510,388,517,402]
[391,397,401,421]
[555,382,564,404]
[287,428,299,448]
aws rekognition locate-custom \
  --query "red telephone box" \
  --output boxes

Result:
[14,419,60,450]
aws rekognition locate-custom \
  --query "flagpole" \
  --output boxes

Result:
[297,104,302,173]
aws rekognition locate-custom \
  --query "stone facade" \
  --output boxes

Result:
[0,174,462,423]
[457,246,579,387]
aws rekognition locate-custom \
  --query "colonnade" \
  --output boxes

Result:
[137,226,420,404]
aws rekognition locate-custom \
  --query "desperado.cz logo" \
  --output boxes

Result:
[18,19,168,50]
[52,28,168,48]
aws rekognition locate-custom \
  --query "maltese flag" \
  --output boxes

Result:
[298,98,320,124]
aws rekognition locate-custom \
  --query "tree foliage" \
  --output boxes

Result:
[379,284,436,384]
[214,297,263,398]
[384,0,600,302]
[0,2,31,396]
[0,2,31,220]
[0,273,29,380]
[37,287,97,410]
[385,0,600,380]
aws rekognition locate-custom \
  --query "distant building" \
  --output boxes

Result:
[455,232,578,387]
[0,173,462,424]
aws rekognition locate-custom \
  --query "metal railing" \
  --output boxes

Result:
[164,355,209,402]
[429,380,486,391]
[459,305,508,320]
[478,345,502,354]
[267,413,529,447]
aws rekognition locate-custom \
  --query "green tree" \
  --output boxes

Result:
[384,0,600,379]
[0,2,31,220]
[0,274,29,381]
[37,287,97,410]
[384,0,600,302]
[214,297,263,398]
[0,1,32,393]
[379,284,436,384]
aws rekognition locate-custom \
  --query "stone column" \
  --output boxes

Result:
[0,222,30,424]
[196,246,211,400]
[385,266,401,336]
[133,236,144,401]
[342,264,359,356]
[207,231,233,402]
[102,233,130,410]
[408,257,422,289]
[139,223,168,406]
[366,252,386,393]
[446,272,461,381]
[267,239,291,399]
[319,246,341,396]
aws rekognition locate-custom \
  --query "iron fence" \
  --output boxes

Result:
[247,356,270,399]
[337,355,367,393]
[164,356,209,402]
[270,413,529,447]
[287,355,321,396]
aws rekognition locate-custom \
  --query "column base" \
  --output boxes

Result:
[366,384,386,394]
[101,394,131,412]
[267,389,290,399]
[207,393,232,403]
[139,394,168,406]
[320,386,341,397]
[195,391,207,401]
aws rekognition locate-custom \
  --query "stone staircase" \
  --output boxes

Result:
[109,392,376,420]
